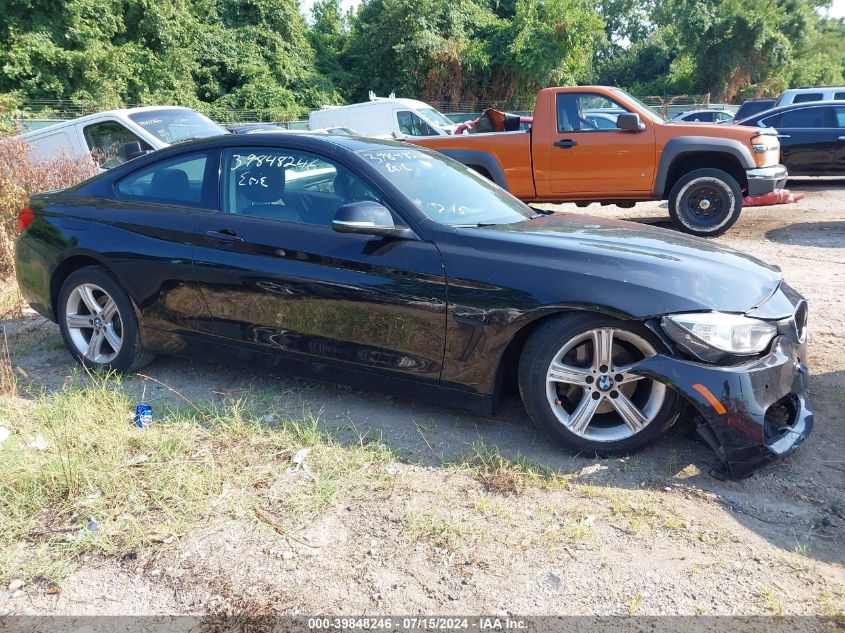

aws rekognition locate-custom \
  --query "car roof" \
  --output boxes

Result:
[741,99,845,122]
[20,106,202,139]
[677,109,732,115]
[99,133,427,175]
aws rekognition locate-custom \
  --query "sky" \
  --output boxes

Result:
[300,0,845,20]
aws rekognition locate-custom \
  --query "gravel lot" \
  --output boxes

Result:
[1,178,843,619]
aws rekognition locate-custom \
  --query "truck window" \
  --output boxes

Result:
[556,94,628,133]
[83,121,151,169]
[397,111,437,136]
[780,106,833,128]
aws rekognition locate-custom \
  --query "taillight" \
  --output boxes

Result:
[17,206,34,232]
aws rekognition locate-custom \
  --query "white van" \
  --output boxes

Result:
[775,86,845,107]
[19,106,227,168]
[309,93,457,138]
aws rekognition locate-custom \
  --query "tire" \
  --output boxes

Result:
[518,313,680,457]
[668,168,743,237]
[57,266,155,372]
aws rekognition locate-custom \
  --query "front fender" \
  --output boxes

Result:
[653,137,756,197]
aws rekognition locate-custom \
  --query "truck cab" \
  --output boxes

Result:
[411,86,786,236]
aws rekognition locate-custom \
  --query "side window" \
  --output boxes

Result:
[835,106,845,128]
[780,107,830,128]
[834,92,845,100]
[792,93,823,104]
[556,93,628,132]
[222,147,380,226]
[397,111,437,136]
[116,152,211,208]
[83,121,152,169]
[715,111,733,121]
[760,114,781,128]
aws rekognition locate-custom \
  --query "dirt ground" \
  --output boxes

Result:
[1,178,844,619]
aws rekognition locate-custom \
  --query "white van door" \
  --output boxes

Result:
[76,118,153,169]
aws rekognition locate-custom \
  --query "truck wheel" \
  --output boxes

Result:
[668,168,743,237]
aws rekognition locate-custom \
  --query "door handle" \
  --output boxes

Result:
[839,136,845,141]
[205,229,244,243]
[554,139,578,149]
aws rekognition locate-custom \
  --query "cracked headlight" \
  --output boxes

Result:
[662,312,778,357]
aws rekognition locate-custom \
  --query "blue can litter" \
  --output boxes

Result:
[134,404,153,429]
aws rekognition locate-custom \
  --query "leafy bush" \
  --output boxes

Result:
[0,136,97,279]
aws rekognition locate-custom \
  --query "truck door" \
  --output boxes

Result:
[548,92,655,196]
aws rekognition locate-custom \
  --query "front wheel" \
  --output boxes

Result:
[57,266,155,372]
[668,168,743,237]
[518,314,680,456]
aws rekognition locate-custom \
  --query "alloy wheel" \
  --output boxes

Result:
[545,327,666,442]
[64,283,124,364]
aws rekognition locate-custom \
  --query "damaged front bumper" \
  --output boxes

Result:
[632,334,813,479]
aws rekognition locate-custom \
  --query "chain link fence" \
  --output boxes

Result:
[8,93,738,133]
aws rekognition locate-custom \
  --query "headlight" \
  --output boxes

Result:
[751,132,779,154]
[662,312,778,357]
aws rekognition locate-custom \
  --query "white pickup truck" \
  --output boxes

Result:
[20,106,227,168]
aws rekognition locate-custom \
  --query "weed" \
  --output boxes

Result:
[629,592,643,616]
[0,372,394,582]
[0,326,15,396]
[455,439,569,494]
[761,583,784,616]
[403,510,480,551]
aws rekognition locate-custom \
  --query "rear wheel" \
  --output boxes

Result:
[57,267,154,372]
[668,168,743,237]
[518,314,680,456]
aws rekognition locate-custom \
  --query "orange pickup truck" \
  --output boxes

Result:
[410,86,786,236]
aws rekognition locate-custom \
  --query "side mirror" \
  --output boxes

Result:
[332,201,410,238]
[122,141,148,161]
[617,113,646,132]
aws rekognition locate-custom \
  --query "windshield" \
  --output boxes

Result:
[356,148,533,226]
[609,89,666,123]
[128,108,227,144]
[418,107,454,128]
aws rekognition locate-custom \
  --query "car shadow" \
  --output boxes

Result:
[5,315,843,566]
[765,221,845,248]
[787,177,845,190]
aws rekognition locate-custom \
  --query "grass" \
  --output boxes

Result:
[0,371,395,582]
[454,439,571,494]
[403,510,481,551]
[761,583,784,616]
[0,325,15,397]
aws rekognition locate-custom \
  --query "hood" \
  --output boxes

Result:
[664,120,765,138]
[454,213,782,316]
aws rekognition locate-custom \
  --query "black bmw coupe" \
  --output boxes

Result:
[15,134,812,478]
